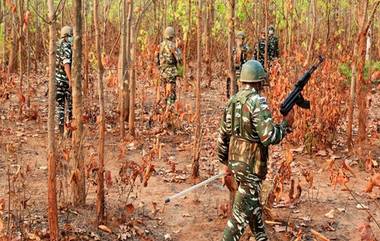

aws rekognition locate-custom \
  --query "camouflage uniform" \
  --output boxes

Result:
[55,38,73,130]
[254,38,266,67]
[254,33,279,67]
[268,35,279,60]
[217,62,288,240]
[233,44,250,80]
[158,38,182,106]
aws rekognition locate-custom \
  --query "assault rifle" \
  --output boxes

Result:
[280,56,324,116]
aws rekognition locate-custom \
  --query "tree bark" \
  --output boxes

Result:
[83,0,89,99]
[7,0,18,76]
[264,0,268,70]
[119,0,128,139]
[47,0,58,239]
[227,0,236,95]
[192,0,202,179]
[205,0,213,87]
[72,0,86,206]
[304,0,316,66]
[128,13,136,137]
[2,0,6,73]
[94,0,105,224]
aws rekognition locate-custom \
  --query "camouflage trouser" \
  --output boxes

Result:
[56,80,72,127]
[163,77,177,106]
[222,161,267,241]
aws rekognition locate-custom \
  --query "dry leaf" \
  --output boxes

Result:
[365,173,380,193]
[358,222,377,241]
[324,209,335,219]
[125,203,135,215]
[98,224,112,233]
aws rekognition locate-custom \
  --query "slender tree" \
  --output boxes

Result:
[227,0,236,95]
[192,0,202,179]
[72,0,86,205]
[304,0,316,66]
[2,0,6,73]
[7,0,17,76]
[94,0,106,224]
[128,0,136,136]
[119,0,128,139]
[17,0,24,116]
[47,0,58,238]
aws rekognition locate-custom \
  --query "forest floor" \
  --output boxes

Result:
[1,68,380,241]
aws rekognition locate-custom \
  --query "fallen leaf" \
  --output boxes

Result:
[125,203,135,215]
[324,209,335,219]
[98,224,112,233]
[356,204,369,210]
[365,173,380,193]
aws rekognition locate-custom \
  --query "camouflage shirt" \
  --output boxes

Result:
[55,39,72,84]
[233,43,251,78]
[158,39,182,81]
[217,87,288,178]
[254,35,279,67]
[268,35,279,60]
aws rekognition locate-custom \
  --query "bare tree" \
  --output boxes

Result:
[47,0,58,238]
[7,0,17,76]
[94,0,106,224]
[128,0,136,136]
[17,0,24,116]
[205,0,214,87]
[119,0,128,139]
[192,0,202,179]
[72,0,86,206]
[304,0,316,66]
[227,0,236,95]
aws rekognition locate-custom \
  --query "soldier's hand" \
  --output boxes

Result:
[283,110,294,127]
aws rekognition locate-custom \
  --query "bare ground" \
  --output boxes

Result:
[0,71,380,241]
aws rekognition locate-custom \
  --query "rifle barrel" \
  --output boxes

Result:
[164,173,226,203]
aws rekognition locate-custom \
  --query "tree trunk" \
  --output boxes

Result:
[128,21,136,136]
[72,0,86,206]
[94,0,105,224]
[26,0,31,108]
[264,0,268,70]
[119,0,128,139]
[125,0,132,121]
[2,0,6,73]
[227,0,236,96]
[192,0,202,179]
[205,0,213,87]
[47,0,59,239]
[83,0,89,99]
[304,0,316,66]
[7,0,17,76]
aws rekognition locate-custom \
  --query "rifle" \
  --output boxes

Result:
[280,56,325,116]
[164,172,226,203]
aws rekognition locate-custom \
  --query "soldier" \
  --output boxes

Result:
[157,26,182,107]
[233,31,251,80]
[254,25,280,68]
[253,30,266,67]
[217,60,294,241]
[55,26,73,136]
[268,25,279,61]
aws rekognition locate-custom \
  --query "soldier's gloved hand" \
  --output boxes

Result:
[283,109,294,127]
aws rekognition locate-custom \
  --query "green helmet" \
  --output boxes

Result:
[60,26,73,38]
[240,60,267,83]
[164,26,175,39]
[236,31,246,40]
